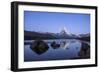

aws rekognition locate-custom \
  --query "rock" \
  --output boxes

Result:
[78,42,90,58]
[30,40,49,55]
[51,41,60,49]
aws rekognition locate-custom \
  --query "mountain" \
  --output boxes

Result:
[79,33,90,37]
[58,27,79,38]
[59,27,70,36]
[78,33,90,41]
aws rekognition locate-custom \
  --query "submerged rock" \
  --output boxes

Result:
[51,41,60,49]
[30,40,49,55]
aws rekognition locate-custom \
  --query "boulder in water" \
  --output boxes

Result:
[30,40,49,55]
[51,41,60,49]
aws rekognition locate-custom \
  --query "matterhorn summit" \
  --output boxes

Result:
[60,27,70,36]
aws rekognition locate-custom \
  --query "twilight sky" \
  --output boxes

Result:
[24,11,90,35]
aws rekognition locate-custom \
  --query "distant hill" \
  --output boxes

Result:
[24,31,56,40]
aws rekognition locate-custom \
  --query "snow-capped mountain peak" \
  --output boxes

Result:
[60,27,70,35]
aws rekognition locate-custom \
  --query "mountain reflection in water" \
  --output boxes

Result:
[24,39,90,62]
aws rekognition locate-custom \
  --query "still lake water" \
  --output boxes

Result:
[24,39,90,62]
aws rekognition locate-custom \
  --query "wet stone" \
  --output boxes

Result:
[30,40,49,55]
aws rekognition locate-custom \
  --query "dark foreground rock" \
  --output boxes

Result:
[51,41,60,49]
[78,42,90,59]
[30,40,49,55]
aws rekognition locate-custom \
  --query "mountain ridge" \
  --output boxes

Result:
[24,30,90,40]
